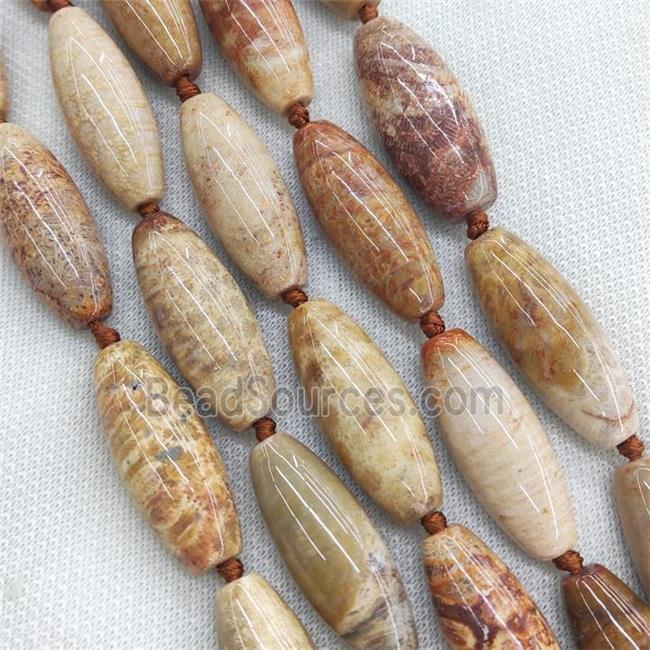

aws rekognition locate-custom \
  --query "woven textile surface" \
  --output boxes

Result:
[1,1,649,648]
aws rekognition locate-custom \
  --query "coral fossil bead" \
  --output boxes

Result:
[0,123,111,327]
[214,574,315,649]
[48,7,164,210]
[422,329,576,561]
[294,120,444,320]
[250,433,416,649]
[181,93,307,298]
[562,564,650,649]
[423,525,560,649]
[288,299,442,524]
[199,0,313,114]
[614,456,650,595]
[355,16,497,221]
[132,213,275,431]
[466,228,638,449]
[94,340,241,574]
[321,0,381,21]
[101,0,202,85]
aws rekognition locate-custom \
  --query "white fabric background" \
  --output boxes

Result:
[1,1,649,648]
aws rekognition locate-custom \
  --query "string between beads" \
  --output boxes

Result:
[420,310,445,338]
[421,511,447,535]
[217,557,244,583]
[32,0,72,12]
[89,320,120,349]
[253,417,277,443]
[617,435,645,462]
[466,208,490,240]
[553,549,584,575]
[358,4,379,23]
[175,76,201,103]
[282,287,309,308]
[287,102,310,129]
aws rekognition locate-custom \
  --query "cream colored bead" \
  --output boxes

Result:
[321,0,381,21]
[94,340,241,574]
[101,0,202,85]
[181,93,307,298]
[214,574,315,649]
[614,456,650,595]
[132,213,275,431]
[422,329,576,561]
[48,7,164,210]
[288,299,442,524]
[199,0,313,114]
[250,433,416,649]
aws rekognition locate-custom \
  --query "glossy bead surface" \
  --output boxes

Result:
[199,0,313,114]
[321,0,381,20]
[562,563,650,649]
[355,16,497,221]
[48,7,164,210]
[215,574,315,649]
[0,55,8,121]
[94,340,241,574]
[101,0,202,85]
[181,93,307,298]
[423,524,560,649]
[250,433,416,649]
[0,123,111,327]
[614,456,650,595]
[132,213,275,431]
[422,329,576,561]
[294,120,443,320]
[466,228,638,448]
[288,299,442,524]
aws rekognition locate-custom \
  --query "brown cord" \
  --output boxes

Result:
[420,310,445,338]
[137,201,161,219]
[281,287,309,308]
[32,0,72,12]
[287,102,310,129]
[89,320,121,349]
[175,76,201,103]
[358,3,379,23]
[421,511,448,535]
[553,549,584,575]
[253,417,277,443]
[466,208,490,240]
[617,435,645,463]
[216,557,244,583]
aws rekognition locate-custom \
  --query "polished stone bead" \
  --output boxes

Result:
[466,228,638,449]
[94,340,241,574]
[250,433,416,649]
[423,524,561,649]
[0,123,111,327]
[294,120,444,320]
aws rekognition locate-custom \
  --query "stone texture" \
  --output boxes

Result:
[214,573,315,649]
[288,298,442,525]
[132,212,275,431]
[48,7,164,210]
[466,228,638,449]
[294,120,443,320]
[0,123,111,327]
[0,55,8,122]
[199,0,313,114]
[321,0,381,21]
[181,92,307,298]
[355,16,497,221]
[423,524,560,649]
[614,456,650,595]
[94,340,241,574]
[422,329,576,561]
[250,433,416,649]
[562,563,650,649]
[102,0,202,85]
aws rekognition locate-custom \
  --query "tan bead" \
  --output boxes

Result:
[355,16,497,220]
[101,0,202,85]
[0,123,111,327]
[250,433,416,649]
[614,456,650,595]
[288,299,442,524]
[422,329,576,561]
[199,0,313,114]
[466,228,638,448]
[0,55,8,122]
[294,121,444,320]
[321,0,381,21]
[181,93,307,298]
[48,7,164,210]
[94,340,241,574]
[562,563,650,649]
[423,524,560,649]
[215,574,315,649]
[132,213,275,431]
